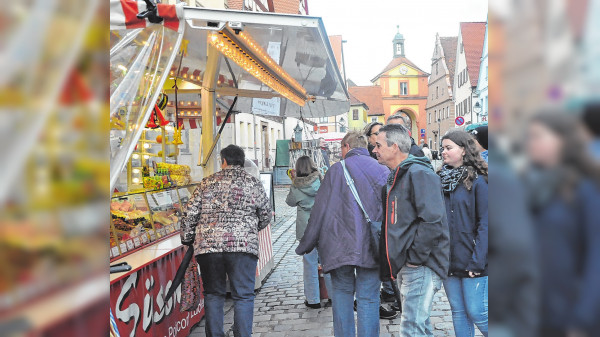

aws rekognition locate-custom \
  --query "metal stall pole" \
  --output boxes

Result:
[199,44,222,176]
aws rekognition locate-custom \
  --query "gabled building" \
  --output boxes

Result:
[475,20,488,121]
[426,34,458,151]
[347,93,369,132]
[453,22,486,126]
[348,85,385,124]
[371,27,429,140]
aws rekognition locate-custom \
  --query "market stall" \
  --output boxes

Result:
[109,1,349,336]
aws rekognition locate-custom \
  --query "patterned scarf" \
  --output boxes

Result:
[439,165,467,193]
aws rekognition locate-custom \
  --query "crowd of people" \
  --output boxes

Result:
[179,112,490,337]
[291,113,489,337]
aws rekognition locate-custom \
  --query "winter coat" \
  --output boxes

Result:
[180,166,272,257]
[295,147,389,273]
[285,171,322,240]
[443,174,488,277]
[409,137,425,157]
[529,177,600,331]
[382,156,450,280]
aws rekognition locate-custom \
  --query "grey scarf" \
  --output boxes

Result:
[439,165,467,193]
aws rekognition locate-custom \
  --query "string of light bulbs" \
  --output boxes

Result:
[208,27,309,107]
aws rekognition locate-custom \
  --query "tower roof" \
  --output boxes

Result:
[393,25,404,41]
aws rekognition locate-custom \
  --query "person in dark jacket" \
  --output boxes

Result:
[524,112,600,337]
[373,124,450,337]
[319,137,331,168]
[387,113,426,157]
[363,121,383,159]
[438,130,488,337]
[296,131,392,337]
[286,156,332,309]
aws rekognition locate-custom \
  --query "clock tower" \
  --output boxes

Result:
[393,25,405,58]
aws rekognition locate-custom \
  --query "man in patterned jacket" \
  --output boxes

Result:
[181,144,271,337]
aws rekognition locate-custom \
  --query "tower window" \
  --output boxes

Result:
[399,82,408,95]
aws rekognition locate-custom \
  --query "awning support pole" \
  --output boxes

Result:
[199,44,221,175]
[200,96,238,168]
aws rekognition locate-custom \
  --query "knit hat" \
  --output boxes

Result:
[470,126,488,150]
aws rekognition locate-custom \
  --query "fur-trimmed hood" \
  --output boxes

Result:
[292,170,322,190]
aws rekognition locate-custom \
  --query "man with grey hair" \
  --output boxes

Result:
[386,113,426,158]
[373,124,450,337]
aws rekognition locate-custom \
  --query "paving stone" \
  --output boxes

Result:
[189,186,457,336]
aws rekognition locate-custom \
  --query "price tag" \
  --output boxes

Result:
[141,233,148,244]
[149,230,157,241]
[111,246,120,257]
[109,249,112,258]
[133,237,141,247]
[132,195,146,209]
[126,240,134,250]
[154,191,172,207]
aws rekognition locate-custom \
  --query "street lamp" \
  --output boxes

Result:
[473,101,482,122]
[293,122,303,141]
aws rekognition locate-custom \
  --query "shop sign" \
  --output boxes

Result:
[110,247,204,337]
[252,41,282,117]
[318,126,328,134]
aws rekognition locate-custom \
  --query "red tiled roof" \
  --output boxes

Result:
[349,92,364,106]
[328,35,343,72]
[460,22,486,87]
[348,86,384,116]
[440,36,458,89]
[273,0,300,14]
[371,56,429,82]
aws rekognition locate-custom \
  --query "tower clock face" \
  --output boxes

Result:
[399,65,408,75]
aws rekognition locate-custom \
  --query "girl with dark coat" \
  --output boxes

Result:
[438,130,488,337]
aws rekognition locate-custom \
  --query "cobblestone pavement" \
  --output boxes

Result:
[190,186,482,337]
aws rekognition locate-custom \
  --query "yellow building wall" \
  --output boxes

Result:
[348,106,368,131]
[383,66,419,96]
[388,65,419,76]
[390,104,421,116]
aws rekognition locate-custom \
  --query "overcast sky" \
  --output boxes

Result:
[309,0,488,86]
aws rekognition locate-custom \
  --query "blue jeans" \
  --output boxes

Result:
[397,265,442,337]
[329,265,380,337]
[443,276,488,337]
[382,279,395,296]
[303,248,332,304]
[196,252,258,337]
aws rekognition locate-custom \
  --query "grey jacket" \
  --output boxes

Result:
[382,156,450,280]
[285,171,322,240]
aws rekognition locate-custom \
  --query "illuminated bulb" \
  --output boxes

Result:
[133,169,140,174]
[194,101,198,105]
[144,143,151,149]
[143,155,149,160]
[132,154,140,159]
[132,178,140,184]
[117,65,127,72]
[189,75,194,80]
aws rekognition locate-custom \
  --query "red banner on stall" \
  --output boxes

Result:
[110,247,204,337]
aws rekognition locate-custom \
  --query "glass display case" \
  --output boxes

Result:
[110,185,196,260]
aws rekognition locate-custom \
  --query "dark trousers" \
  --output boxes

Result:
[196,252,258,337]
